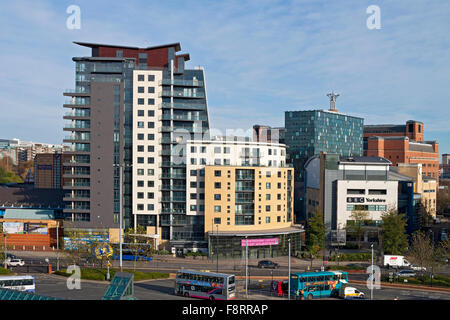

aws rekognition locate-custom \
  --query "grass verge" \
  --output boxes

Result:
[55,267,169,282]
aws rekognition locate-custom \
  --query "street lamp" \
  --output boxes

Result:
[56,220,60,271]
[288,237,291,300]
[216,224,219,273]
[371,243,374,300]
[113,163,129,272]
[245,236,248,299]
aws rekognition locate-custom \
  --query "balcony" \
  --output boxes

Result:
[63,172,90,179]
[161,197,186,203]
[63,182,90,190]
[159,161,185,167]
[159,102,206,110]
[235,187,255,192]
[160,79,204,87]
[160,173,185,179]
[63,194,90,202]
[159,185,186,191]
[159,114,207,121]
[159,126,203,134]
[63,88,90,96]
[63,111,91,119]
[235,198,254,204]
[63,124,91,132]
[160,90,205,98]
[64,97,90,106]
[235,175,255,180]
[63,136,90,143]
[159,149,172,156]
[160,209,186,214]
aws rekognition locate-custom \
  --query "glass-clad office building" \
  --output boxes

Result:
[284,109,364,221]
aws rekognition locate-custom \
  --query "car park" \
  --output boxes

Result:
[257,260,279,269]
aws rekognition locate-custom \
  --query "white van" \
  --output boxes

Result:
[339,286,365,299]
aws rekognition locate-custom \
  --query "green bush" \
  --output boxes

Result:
[329,253,374,262]
[185,251,207,257]
[327,264,365,271]
[155,250,171,255]
[0,267,11,274]
[383,274,450,288]
[56,267,169,281]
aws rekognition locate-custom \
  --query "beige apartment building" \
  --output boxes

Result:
[204,166,294,232]
[397,163,437,217]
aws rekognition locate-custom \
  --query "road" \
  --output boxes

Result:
[6,250,450,300]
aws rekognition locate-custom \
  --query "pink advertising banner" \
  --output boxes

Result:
[241,238,279,247]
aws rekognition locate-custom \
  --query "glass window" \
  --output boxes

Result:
[148,98,155,105]
[148,87,155,93]
[148,75,155,81]
[138,74,145,81]
[148,110,154,117]
[214,206,221,213]
[138,98,145,105]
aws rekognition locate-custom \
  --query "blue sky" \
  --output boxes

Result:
[1,0,449,158]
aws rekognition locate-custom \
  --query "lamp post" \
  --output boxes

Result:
[288,237,291,300]
[113,163,127,272]
[216,224,219,273]
[245,236,248,299]
[371,243,374,300]
[3,233,6,269]
[56,221,60,271]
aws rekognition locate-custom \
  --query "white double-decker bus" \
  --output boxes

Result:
[175,269,235,300]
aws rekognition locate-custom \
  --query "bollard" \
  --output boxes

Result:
[48,264,52,274]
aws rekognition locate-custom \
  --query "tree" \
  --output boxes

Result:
[408,231,447,277]
[436,188,450,215]
[381,209,408,255]
[306,209,326,260]
[0,167,23,184]
[408,231,433,273]
[346,210,370,249]
[124,225,154,271]
[418,204,434,229]
[0,156,14,173]
[18,160,33,180]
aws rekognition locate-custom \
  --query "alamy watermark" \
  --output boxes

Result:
[366,265,381,290]
[66,264,81,290]
[66,5,81,30]
[366,5,381,30]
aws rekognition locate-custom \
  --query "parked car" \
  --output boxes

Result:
[395,270,416,278]
[7,259,25,267]
[410,264,427,271]
[257,260,279,269]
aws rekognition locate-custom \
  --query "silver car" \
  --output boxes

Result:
[395,270,416,277]
[7,259,25,267]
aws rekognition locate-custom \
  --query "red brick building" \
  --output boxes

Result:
[364,120,439,180]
